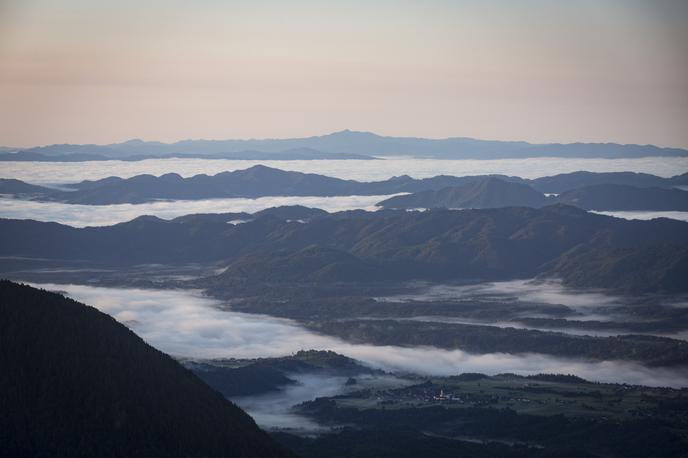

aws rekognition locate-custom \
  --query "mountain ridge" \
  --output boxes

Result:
[13,130,688,159]
[379,179,688,212]
[2,166,687,208]
[1,205,686,293]
[378,178,551,209]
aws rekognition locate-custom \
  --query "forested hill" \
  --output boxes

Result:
[0,281,292,458]
[378,180,688,211]
[1,205,687,293]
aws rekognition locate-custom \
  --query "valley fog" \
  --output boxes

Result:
[32,282,688,388]
[5,0,688,453]
[592,210,688,222]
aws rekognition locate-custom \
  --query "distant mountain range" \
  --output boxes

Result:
[2,165,687,211]
[0,146,375,162]
[1,205,686,293]
[0,281,290,457]
[3,130,687,160]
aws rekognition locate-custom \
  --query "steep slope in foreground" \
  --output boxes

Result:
[0,281,291,458]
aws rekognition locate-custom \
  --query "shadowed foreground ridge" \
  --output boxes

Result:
[0,280,291,458]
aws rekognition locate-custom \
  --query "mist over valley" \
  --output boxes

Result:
[3,147,688,458]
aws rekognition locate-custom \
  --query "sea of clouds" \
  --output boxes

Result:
[2,157,687,225]
[592,210,688,222]
[3,156,687,185]
[0,195,393,227]
[2,195,688,227]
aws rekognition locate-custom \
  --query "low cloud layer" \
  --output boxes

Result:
[2,196,687,228]
[0,195,388,227]
[377,279,688,339]
[2,157,686,185]
[232,372,411,431]
[378,279,619,317]
[232,373,354,432]
[400,316,625,338]
[342,345,688,388]
[3,157,687,225]
[380,279,619,307]
[32,282,688,388]
[592,210,688,222]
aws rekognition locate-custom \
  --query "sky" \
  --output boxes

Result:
[1,0,687,148]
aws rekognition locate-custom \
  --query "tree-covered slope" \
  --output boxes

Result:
[1,205,687,293]
[0,281,292,458]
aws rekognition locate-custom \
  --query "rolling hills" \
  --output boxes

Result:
[1,205,687,293]
[1,166,687,208]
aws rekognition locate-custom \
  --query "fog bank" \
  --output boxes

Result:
[377,279,619,318]
[3,156,686,185]
[30,283,688,388]
[592,210,688,222]
[0,195,389,227]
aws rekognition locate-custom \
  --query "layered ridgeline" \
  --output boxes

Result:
[0,165,526,204]
[378,178,688,211]
[1,165,687,209]
[4,130,688,160]
[1,205,686,293]
[0,281,290,458]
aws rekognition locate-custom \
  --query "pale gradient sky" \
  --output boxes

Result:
[1,0,687,148]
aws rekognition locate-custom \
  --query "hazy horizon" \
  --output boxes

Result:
[3,3,688,456]
[2,0,687,148]
[5,128,688,150]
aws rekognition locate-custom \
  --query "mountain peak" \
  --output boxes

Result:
[121,138,146,144]
[326,129,380,138]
